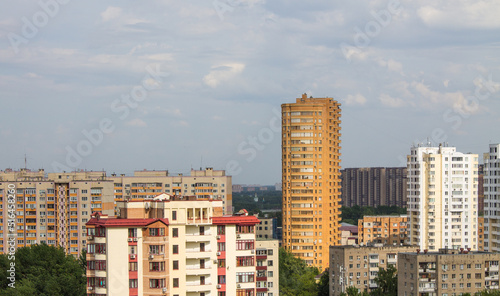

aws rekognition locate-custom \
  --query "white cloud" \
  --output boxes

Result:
[417,1,500,29]
[203,63,245,88]
[345,94,367,106]
[101,6,122,22]
[126,118,147,127]
[379,93,405,108]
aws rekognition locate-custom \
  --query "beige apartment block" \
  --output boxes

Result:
[110,167,232,214]
[398,248,500,296]
[256,218,277,240]
[329,244,416,296]
[0,169,114,256]
[282,93,342,270]
[255,239,280,296]
[407,144,479,251]
[87,194,263,296]
[358,215,409,246]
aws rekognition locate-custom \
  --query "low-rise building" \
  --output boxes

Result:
[358,215,409,246]
[256,218,278,240]
[329,244,416,296]
[398,248,500,296]
[340,223,358,246]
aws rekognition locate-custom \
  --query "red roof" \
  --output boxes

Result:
[86,217,169,228]
[212,215,260,225]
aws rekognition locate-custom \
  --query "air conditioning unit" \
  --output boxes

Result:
[130,254,136,259]
[217,284,222,289]
[251,249,255,254]
[88,236,94,240]
[133,238,138,242]
[127,238,133,242]
[236,234,241,239]
[237,284,241,288]
[162,287,167,293]
[216,235,221,239]
[217,252,221,256]
[149,255,154,260]
[88,287,93,291]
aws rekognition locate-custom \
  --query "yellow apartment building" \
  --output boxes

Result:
[282,93,342,270]
[358,215,409,246]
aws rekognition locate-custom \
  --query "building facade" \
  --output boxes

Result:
[256,218,278,240]
[87,194,267,296]
[255,240,279,296]
[358,215,409,246]
[329,244,416,296]
[407,144,479,251]
[282,93,342,270]
[484,143,500,252]
[110,168,232,215]
[0,169,114,256]
[341,167,408,208]
[398,248,500,296]
[340,223,358,246]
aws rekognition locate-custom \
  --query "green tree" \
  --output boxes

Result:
[316,269,329,296]
[370,265,397,296]
[279,247,319,296]
[0,243,86,296]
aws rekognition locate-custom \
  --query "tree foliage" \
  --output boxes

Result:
[279,247,319,296]
[340,205,406,225]
[316,269,330,296]
[370,265,398,296]
[0,243,86,296]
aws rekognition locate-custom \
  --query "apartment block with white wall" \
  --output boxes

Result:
[407,144,479,251]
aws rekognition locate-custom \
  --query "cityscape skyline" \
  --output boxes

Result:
[1,2,499,185]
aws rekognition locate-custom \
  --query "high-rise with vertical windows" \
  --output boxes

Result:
[281,93,342,270]
[484,143,500,252]
[407,144,479,251]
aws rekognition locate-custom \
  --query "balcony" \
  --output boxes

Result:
[185,249,212,258]
[185,233,212,242]
[185,281,212,292]
[185,265,213,275]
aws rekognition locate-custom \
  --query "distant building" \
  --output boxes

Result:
[329,244,416,296]
[340,223,358,245]
[408,144,479,251]
[233,184,243,193]
[0,169,114,256]
[398,248,500,296]
[256,218,278,240]
[358,215,409,246]
[484,143,500,252]
[341,167,407,208]
[274,183,282,191]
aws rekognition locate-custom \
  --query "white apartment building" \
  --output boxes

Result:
[407,144,479,251]
[484,143,500,252]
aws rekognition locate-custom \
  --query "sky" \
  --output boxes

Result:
[0,0,499,185]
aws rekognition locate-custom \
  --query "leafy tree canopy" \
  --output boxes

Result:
[279,247,320,296]
[0,243,86,296]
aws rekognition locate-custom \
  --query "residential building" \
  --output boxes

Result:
[398,248,500,296]
[111,167,232,214]
[329,244,416,296]
[282,93,342,270]
[0,169,114,256]
[484,143,500,252]
[407,144,479,251]
[341,167,407,208]
[256,218,278,240]
[358,215,409,246]
[340,223,358,246]
[87,194,263,296]
[255,239,279,296]
[479,216,485,251]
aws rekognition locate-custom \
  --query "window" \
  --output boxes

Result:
[149,262,165,271]
[172,211,177,220]
[172,228,178,237]
[236,240,254,250]
[268,260,273,266]
[217,225,225,235]
[129,279,138,288]
[128,228,137,238]
[149,279,166,288]
[173,278,179,288]
[173,245,178,254]
[129,262,137,271]
[149,228,165,236]
[149,245,164,255]
[236,272,255,283]
[237,256,255,267]
[173,260,179,270]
